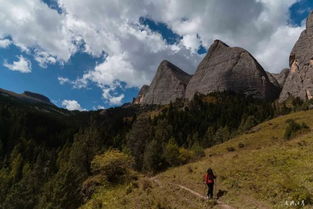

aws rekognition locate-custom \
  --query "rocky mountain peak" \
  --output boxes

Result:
[185,40,280,101]
[279,11,313,102]
[132,85,149,104]
[135,60,191,105]
[306,11,313,32]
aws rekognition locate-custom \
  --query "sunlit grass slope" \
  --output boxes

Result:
[81,110,313,209]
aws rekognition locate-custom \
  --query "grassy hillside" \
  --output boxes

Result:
[81,110,313,209]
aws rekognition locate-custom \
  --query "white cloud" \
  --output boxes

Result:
[62,99,85,111]
[34,50,57,68]
[254,25,304,73]
[58,76,71,85]
[93,105,105,110]
[0,0,306,103]
[4,55,32,73]
[108,94,124,105]
[101,86,125,105]
[0,0,76,63]
[0,39,11,48]
[146,0,301,72]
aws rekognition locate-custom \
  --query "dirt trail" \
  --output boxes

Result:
[150,177,236,209]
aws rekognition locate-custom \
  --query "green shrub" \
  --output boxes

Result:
[163,138,181,166]
[143,140,164,173]
[191,141,205,158]
[178,148,194,164]
[284,119,310,140]
[91,149,134,183]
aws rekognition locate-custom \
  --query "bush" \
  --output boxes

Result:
[284,120,310,140]
[226,147,236,152]
[91,149,134,183]
[178,148,194,164]
[191,141,205,158]
[163,138,181,166]
[238,142,245,148]
[143,140,164,173]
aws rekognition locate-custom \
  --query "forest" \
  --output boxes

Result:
[0,91,307,209]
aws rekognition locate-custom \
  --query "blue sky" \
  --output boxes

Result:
[0,0,312,110]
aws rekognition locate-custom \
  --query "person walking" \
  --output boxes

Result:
[203,168,216,199]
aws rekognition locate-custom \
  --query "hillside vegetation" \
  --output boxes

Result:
[0,91,310,209]
[81,110,313,209]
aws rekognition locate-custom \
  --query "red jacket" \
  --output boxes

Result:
[204,173,215,184]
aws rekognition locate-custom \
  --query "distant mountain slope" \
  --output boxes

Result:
[0,88,54,106]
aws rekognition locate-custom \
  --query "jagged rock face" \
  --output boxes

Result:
[185,40,280,101]
[268,68,290,89]
[140,60,191,105]
[266,72,281,89]
[133,85,149,104]
[279,12,313,102]
[272,68,290,88]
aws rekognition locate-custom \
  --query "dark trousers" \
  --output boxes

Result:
[207,183,214,198]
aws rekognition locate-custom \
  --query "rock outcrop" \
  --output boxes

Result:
[267,68,290,89]
[266,72,281,89]
[185,40,280,101]
[279,12,313,102]
[139,60,191,105]
[133,85,149,104]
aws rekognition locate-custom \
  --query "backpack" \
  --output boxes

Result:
[204,174,214,184]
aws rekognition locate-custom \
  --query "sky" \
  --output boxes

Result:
[0,0,313,110]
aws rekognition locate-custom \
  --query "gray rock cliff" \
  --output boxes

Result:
[133,85,149,104]
[279,12,313,102]
[139,60,191,105]
[185,40,280,101]
[267,68,290,89]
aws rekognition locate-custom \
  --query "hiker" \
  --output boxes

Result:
[203,168,216,199]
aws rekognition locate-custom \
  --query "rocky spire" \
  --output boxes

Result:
[185,40,280,101]
[279,11,313,102]
[137,60,191,105]
[306,11,313,32]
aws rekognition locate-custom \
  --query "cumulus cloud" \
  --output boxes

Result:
[0,39,12,48]
[0,0,76,63]
[34,50,57,68]
[58,76,71,85]
[62,99,85,111]
[0,0,306,103]
[93,105,105,110]
[101,86,125,105]
[4,55,32,73]
[147,0,302,72]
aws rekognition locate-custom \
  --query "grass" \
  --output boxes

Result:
[80,110,313,209]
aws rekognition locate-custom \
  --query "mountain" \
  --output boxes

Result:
[185,40,280,101]
[138,60,192,105]
[267,68,290,89]
[132,85,149,104]
[0,88,54,106]
[266,71,281,89]
[279,12,313,102]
